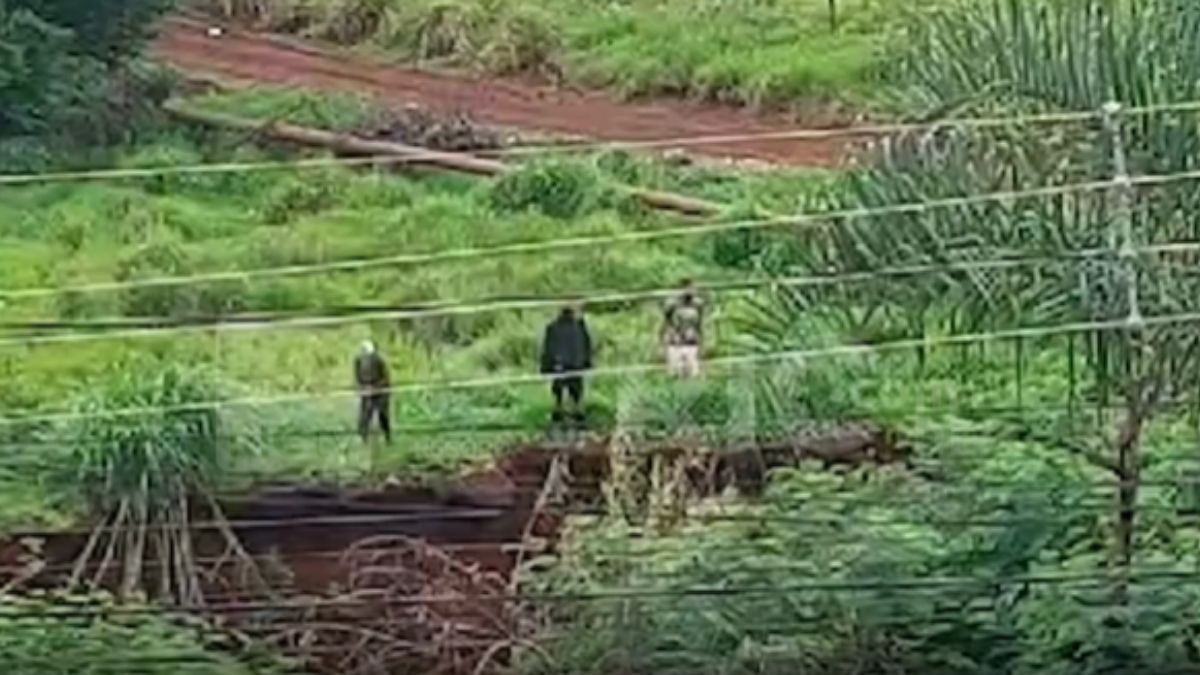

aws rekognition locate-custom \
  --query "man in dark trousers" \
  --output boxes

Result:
[354,340,391,444]
[540,303,593,424]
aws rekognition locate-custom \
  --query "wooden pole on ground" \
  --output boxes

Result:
[164,103,725,217]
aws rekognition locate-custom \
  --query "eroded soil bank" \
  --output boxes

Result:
[1,425,909,674]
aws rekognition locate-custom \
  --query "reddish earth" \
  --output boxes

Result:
[152,16,852,167]
[1,429,909,673]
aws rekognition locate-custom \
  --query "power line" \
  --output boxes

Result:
[0,310,1186,428]
[4,241,1179,347]
[3,98,1200,189]
[3,167,1197,304]
[5,568,1200,620]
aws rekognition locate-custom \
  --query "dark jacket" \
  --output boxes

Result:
[354,351,390,392]
[541,312,592,374]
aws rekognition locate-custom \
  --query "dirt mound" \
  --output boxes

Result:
[365,104,508,153]
[154,16,851,167]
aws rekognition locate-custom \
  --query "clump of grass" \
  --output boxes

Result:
[488,159,607,219]
[67,362,266,604]
[198,0,903,105]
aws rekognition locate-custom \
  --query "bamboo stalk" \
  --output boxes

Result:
[69,509,113,590]
[120,479,150,600]
[91,499,129,590]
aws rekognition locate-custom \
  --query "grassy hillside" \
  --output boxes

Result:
[0,88,838,528]
[194,0,949,107]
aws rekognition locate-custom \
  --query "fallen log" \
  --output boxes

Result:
[164,103,725,217]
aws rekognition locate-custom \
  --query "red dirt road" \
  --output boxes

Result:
[152,17,849,167]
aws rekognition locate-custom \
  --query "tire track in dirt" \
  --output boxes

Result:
[152,17,850,167]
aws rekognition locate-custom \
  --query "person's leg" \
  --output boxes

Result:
[376,394,392,444]
[357,396,372,442]
[685,346,701,378]
[567,376,584,421]
[666,346,682,377]
[551,378,566,422]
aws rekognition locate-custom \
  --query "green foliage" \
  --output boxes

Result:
[184,87,378,133]
[0,592,279,674]
[201,0,955,105]
[524,422,1200,674]
[0,0,173,146]
[69,361,238,510]
[10,0,175,62]
[488,159,606,219]
[116,237,249,317]
[0,4,94,136]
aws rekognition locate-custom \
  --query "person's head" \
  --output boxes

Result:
[680,278,696,302]
[361,340,376,355]
[560,299,583,319]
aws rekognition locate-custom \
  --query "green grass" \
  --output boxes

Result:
[0,112,836,529]
[195,0,955,107]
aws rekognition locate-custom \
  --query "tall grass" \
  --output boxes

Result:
[0,109,829,523]
[194,0,954,106]
[66,362,266,604]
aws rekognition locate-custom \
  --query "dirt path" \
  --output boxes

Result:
[152,17,850,167]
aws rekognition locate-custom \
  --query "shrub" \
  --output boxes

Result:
[258,176,340,225]
[116,237,249,317]
[488,159,605,219]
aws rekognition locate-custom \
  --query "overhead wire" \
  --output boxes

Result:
[3,166,1199,305]
[3,97,1200,189]
[8,240,1196,347]
[6,568,1200,621]
[0,310,1191,427]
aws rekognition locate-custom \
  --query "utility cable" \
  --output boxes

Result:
[5,568,1200,620]
[0,310,1190,427]
[4,98,1200,187]
[6,241,1189,347]
[3,167,1197,303]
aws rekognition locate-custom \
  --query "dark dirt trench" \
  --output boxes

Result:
[0,426,909,674]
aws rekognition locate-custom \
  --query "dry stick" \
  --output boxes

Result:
[91,500,129,590]
[202,490,276,601]
[177,498,204,607]
[69,509,113,590]
[156,527,172,602]
[120,479,150,600]
[163,103,726,217]
[510,452,567,592]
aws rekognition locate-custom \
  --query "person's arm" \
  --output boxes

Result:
[660,302,674,345]
[581,319,593,370]
[540,325,554,374]
[378,356,390,388]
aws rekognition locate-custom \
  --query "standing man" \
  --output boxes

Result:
[662,279,704,378]
[541,302,593,424]
[354,340,392,444]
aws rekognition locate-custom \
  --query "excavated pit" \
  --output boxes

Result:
[0,425,910,674]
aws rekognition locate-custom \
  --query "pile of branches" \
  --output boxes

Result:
[366,106,507,153]
[268,536,535,675]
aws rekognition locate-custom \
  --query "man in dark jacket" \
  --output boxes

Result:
[354,340,391,444]
[540,303,593,423]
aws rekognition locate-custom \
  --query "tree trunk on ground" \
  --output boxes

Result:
[163,103,725,217]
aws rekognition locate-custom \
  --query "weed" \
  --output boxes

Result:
[488,159,605,219]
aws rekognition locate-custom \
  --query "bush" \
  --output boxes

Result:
[11,0,174,62]
[488,159,605,219]
[116,237,249,317]
[259,176,340,224]
[0,593,275,674]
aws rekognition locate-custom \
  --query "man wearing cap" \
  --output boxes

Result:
[662,279,704,378]
[354,341,391,444]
